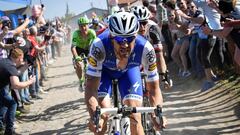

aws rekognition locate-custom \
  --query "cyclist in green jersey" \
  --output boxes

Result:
[71,17,96,91]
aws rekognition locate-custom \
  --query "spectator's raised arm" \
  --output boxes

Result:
[13,18,30,35]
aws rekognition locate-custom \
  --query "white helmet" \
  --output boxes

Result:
[109,11,139,37]
[103,15,111,26]
[130,6,151,21]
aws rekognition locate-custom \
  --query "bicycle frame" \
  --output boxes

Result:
[94,78,163,135]
[141,72,161,135]
[77,53,88,90]
[79,53,87,71]
[110,79,125,134]
[95,106,162,135]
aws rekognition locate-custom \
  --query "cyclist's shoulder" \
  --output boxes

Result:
[147,22,160,32]
[148,20,158,26]
[135,35,148,45]
[135,36,154,52]
[88,29,97,36]
[72,30,80,37]
[96,29,110,40]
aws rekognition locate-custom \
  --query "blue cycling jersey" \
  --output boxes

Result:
[86,29,159,101]
[87,29,158,80]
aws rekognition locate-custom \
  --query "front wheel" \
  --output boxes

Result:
[142,98,157,135]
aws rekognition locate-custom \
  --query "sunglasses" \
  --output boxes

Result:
[187,6,195,9]
[113,36,136,45]
[78,23,88,26]
[139,21,148,26]
[177,2,184,6]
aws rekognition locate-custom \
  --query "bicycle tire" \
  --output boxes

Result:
[142,99,157,135]
[141,76,158,135]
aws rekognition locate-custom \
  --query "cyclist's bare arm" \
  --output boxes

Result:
[85,75,101,119]
[146,80,163,107]
[71,45,78,58]
[141,41,163,107]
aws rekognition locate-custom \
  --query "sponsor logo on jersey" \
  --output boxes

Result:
[98,92,109,98]
[148,62,157,71]
[92,45,102,59]
[123,94,142,102]
[88,56,97,67]
[146,49,155,63]
[128,62,139,66]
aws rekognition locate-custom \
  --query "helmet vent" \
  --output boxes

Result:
[121,17,127,32]
[129,17,134,29]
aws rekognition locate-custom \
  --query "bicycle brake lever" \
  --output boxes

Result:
[94,106,101,132]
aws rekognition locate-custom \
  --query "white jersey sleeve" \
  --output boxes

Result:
[86,37,106,77]
[146,20,165,43]
[141,41,159,82]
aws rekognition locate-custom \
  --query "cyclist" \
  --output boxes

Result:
[85,11,167,135]
[131,5,173,89]
[89,17,105,35]
[71,17,96,91]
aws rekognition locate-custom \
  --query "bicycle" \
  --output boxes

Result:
[73,53,88,91]
[141,72,163,135]
[93,79,164,135]
[94,105,163,135]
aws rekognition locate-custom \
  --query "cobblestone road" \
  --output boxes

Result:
[16,45,240,135]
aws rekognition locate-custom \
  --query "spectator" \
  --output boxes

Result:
[202,0,240,70]
[52,21,63,57]
[193,0,222,91]
[27,26,47,99]
[30,4,46,28]
[0,16,30,59]
[156,0,174,61]
[168,1,191,78]
[17,29,34,104]
[0,48,35,135]
[179,1,205,78]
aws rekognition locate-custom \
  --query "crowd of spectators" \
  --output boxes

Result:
[0,4,71,134]
[142,0,240,91]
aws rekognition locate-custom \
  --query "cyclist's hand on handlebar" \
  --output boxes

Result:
[76,61,82,67]
[163,80,173,89]
[151,116,167,131]
[87,118,105,133]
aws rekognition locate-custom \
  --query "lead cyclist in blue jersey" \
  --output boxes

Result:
[85,11,167,135]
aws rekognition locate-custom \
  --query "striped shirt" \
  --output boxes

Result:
[0,31,14,59]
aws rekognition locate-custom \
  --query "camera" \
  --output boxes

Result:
[2,20,11,28]
[23,14,27,20]
[5,37,17,44]
[39,25,49,34]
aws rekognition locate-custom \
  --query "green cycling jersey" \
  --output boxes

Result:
[72,29,96,50]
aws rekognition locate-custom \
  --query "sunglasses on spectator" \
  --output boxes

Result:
[187,6,195,9]
[139,21,148,26]
[177,2,184,6]
[113,36,136,45]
